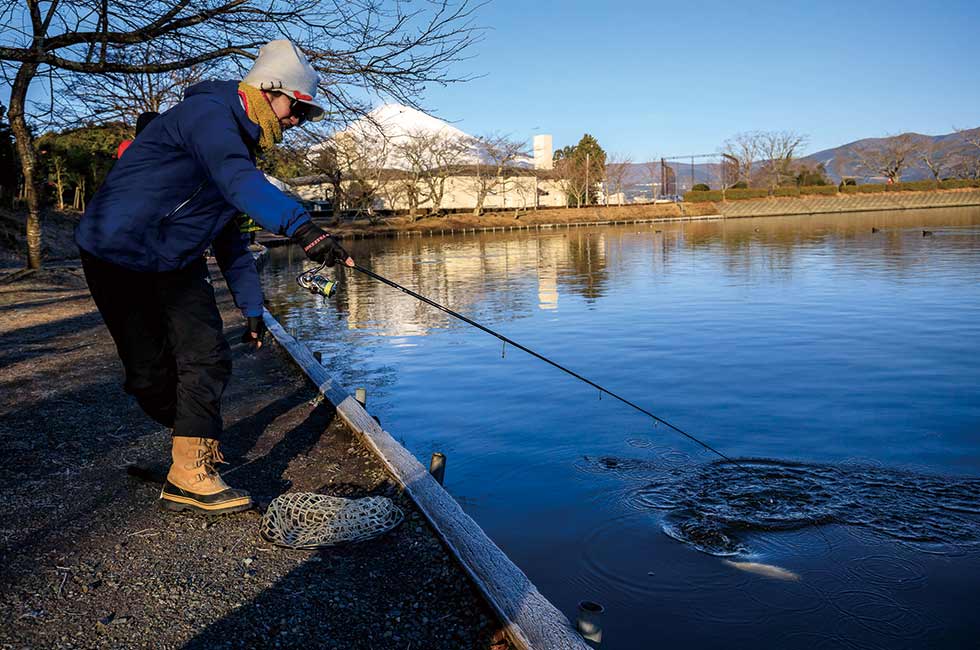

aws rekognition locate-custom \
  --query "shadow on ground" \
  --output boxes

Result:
[0,268,501,649]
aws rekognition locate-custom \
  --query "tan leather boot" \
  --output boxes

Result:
[160,437,252,514]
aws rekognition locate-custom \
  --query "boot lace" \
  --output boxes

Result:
[199,438,228,477]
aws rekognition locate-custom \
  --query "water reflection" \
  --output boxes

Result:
[267,230,614,336]
[682,210,980,279]
[267,209,980,342]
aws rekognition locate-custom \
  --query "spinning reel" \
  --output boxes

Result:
[296,262,337,298]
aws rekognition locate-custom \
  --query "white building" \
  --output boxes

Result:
[291,104,571,213]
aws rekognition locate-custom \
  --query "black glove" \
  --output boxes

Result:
[242,315,266,348]
[294,221,349,267]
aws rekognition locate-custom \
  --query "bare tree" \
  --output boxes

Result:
[956,127,980,152]
[54,46,208,127]
[830,152,854,185]
[424,135,471,215]
[851,133,917,184]
[395,130,470,216]
[468,133,527,216]
[329,130,392,219]
[0,0,484,268]
[917,139,951,183]
[555,156,589,208]
[299,130,398,221]
[49,153,66,210]
[953,128,980,180]
[756,130,807,190]
[604,152,633,206]
[509,176,535,217]
[390,133,430,220]
[643,159,662,200]
[366,169,406,214]
[948,153,980,180]
[719,154,739,189]
[720,132,762,186]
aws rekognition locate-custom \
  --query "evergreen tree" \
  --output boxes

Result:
[553,134,607,206]
[792,162,830,186]
[35,122,130,209]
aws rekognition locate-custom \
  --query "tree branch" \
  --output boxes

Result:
[1,45,257,73]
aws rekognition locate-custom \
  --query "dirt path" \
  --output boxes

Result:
[0,266,502,649]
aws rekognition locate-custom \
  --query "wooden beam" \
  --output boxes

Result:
[262,310,590,650]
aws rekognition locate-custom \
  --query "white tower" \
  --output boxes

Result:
[533,134,553,170]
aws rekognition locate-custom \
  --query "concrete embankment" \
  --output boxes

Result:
[706,188,980,219]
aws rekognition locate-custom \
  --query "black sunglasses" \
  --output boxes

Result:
[283,95,315,123]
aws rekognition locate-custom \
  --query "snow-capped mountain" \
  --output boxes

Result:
[360,103,474,147]
[319,103,531,170]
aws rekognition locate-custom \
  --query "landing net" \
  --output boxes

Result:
[260,492,403,548]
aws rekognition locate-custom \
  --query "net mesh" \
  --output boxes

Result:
[260,492,403,549]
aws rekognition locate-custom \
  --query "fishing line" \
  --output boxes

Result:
[269,132,743,468]
[350,263,739,465]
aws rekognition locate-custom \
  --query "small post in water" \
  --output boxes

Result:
[576,600,604,644]
[429,452,446,485]
[355,387,367,407]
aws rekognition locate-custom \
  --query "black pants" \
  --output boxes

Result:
[81,250,232,440]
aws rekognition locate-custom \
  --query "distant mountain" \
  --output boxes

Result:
[799,127,979,182]
[617,127,980,196]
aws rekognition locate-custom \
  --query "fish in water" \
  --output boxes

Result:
[723,560,801,581]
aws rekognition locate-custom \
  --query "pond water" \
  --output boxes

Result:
[261,207,980,649]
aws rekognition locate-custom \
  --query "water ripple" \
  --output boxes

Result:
[580,456,980,557]
[843,555,926,591]
[830,589,930,639]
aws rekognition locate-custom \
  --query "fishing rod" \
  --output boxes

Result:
[327,262,739,466]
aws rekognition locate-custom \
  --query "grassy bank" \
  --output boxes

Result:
[684,180,980,203]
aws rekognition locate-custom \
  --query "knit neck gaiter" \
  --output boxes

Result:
[237,82,283,153]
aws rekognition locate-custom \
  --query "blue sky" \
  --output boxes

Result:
[418,0,980,160]
[4,0,977,161]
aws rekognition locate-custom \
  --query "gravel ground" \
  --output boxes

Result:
[0,265,506,649]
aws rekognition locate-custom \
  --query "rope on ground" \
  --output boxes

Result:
[260,492,403,549]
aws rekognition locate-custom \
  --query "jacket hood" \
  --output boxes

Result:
[183,79,260,142]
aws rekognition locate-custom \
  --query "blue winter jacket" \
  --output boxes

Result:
[75,80,310,317]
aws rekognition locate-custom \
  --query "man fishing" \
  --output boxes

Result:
[75,40,351,515]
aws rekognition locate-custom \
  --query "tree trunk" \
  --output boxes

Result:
[330,170,342,220]
[54,159,65,210]
[9,62,42,269]
[473,189,485,217]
